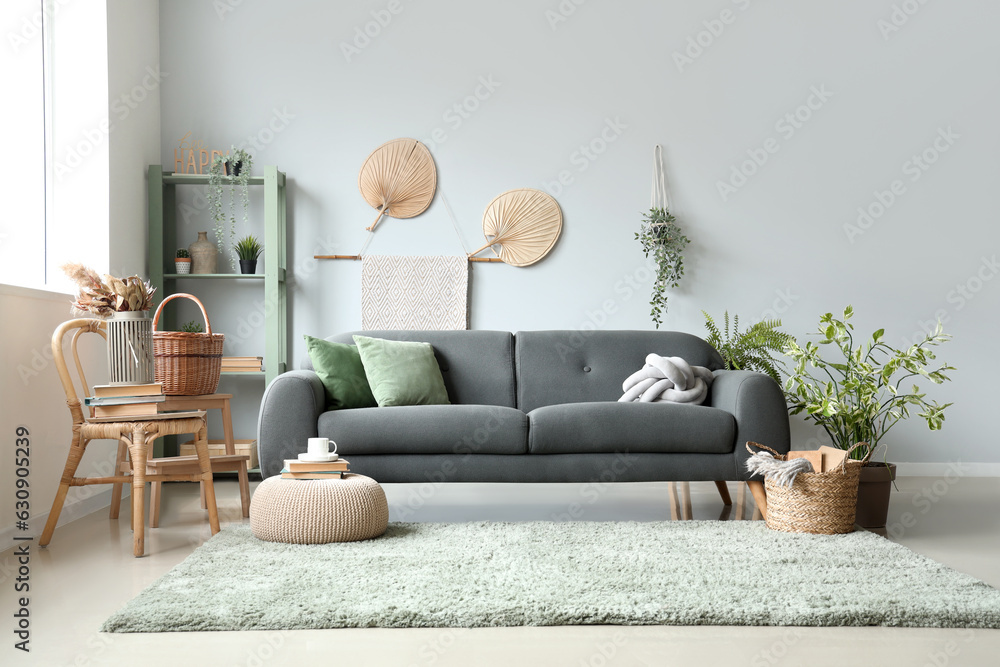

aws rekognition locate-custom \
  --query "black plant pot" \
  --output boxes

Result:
[226,160,242,177]
[239,259,258,275]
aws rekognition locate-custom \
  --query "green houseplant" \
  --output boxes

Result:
[234,234,263,275]
[174,248,191,274]
[783,306,954,528]
[180,320,203,333]
[635,207,689,328]
[208,146,254,271]
[702,311,793,384]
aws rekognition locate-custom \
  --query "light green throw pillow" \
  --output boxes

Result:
[304,335,378,410]
[352,335,451,407]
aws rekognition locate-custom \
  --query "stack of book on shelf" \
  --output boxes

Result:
[84,383,165,418]
[221,356,263,373]
[280,457,350,480]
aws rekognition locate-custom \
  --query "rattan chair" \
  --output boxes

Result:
[39,318,221,557]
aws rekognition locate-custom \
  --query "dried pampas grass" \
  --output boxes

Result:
[61,263,156,318]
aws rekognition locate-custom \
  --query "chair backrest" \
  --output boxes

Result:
[51,318,106,424]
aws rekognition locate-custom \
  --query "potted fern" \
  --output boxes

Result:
[702,311,793,384]
[635,208,689,328]
[208,146,254,271]
[783,306,954,529]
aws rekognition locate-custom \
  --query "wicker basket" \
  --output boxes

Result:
[746,441,871,535]
[152,293,224,395]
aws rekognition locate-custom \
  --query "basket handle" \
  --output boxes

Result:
[840,441,873,471]
[746,441,784,460]
[152,293,213,335]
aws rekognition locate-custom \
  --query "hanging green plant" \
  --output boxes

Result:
[635,207,689,328]
[208,146,253,271]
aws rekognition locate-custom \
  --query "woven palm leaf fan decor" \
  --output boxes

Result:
[468,188,563,267]
[358,138,437,232]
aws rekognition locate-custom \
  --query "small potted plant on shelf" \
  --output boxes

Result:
[702,310,794,384]
[234,235,263,274]
[782,306,954,530]
[175,248,191,274]
[635,207,689,328]
[208,146,254,271]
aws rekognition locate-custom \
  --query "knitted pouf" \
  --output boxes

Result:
[250,474,388,544]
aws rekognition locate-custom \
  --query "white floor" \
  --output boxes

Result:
[2,476,999,667]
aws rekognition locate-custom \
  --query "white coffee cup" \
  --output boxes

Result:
[307,437,338,459]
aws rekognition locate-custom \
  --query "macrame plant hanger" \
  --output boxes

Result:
[651,144,671,212]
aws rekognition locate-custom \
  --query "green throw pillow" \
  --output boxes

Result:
[304,335,378,410]
[352,335,451,407]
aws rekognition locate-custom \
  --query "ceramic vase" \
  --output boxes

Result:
[189,232,218,274]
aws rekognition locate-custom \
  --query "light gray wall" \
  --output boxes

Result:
[159,0,999,466]
[108,0,161,277]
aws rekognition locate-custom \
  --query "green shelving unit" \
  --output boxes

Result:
[147,165,288,460]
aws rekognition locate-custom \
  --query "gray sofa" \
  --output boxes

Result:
[257,330,790,483]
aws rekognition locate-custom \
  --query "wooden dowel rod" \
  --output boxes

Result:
[314,255,504,263]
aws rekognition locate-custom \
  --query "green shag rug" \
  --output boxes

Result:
[102,521,1000,632]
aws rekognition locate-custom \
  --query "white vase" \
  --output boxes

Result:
[175,259,192,274]
[107,311,154,385]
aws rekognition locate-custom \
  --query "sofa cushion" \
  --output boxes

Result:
[516,330,726,413]
[303,335,378,410]
[527,402,735,455]
[321,331,517,407]
[353,335,451,407]
[318,405,528,455]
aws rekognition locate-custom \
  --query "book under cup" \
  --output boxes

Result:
[283,458,349,472]
[280,470,347,480]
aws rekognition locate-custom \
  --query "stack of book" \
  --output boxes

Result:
[221,356,263,373]
[280,457,350,480]
[84,383,165,418]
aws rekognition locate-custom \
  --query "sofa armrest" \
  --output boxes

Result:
[257,370,325,477]
[708,370,790,480]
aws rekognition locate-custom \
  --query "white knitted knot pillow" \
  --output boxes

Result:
[618,353,714,405]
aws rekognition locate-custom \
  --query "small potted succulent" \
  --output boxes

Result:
[234,235,263,274]
[175,248,191,274]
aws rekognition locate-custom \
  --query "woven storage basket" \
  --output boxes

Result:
[152,293,224,395]
[747,441,871,535]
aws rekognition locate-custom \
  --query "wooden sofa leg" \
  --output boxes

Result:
[746,480,767,520]
[714,481,732,506]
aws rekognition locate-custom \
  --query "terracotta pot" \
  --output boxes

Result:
[855,462,897,529]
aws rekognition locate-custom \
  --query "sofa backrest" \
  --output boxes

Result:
[515,330,725,413]
[320,330,517,408]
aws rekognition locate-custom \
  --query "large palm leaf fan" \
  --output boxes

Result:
[468,188,563,266]
[358,138,437,232]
